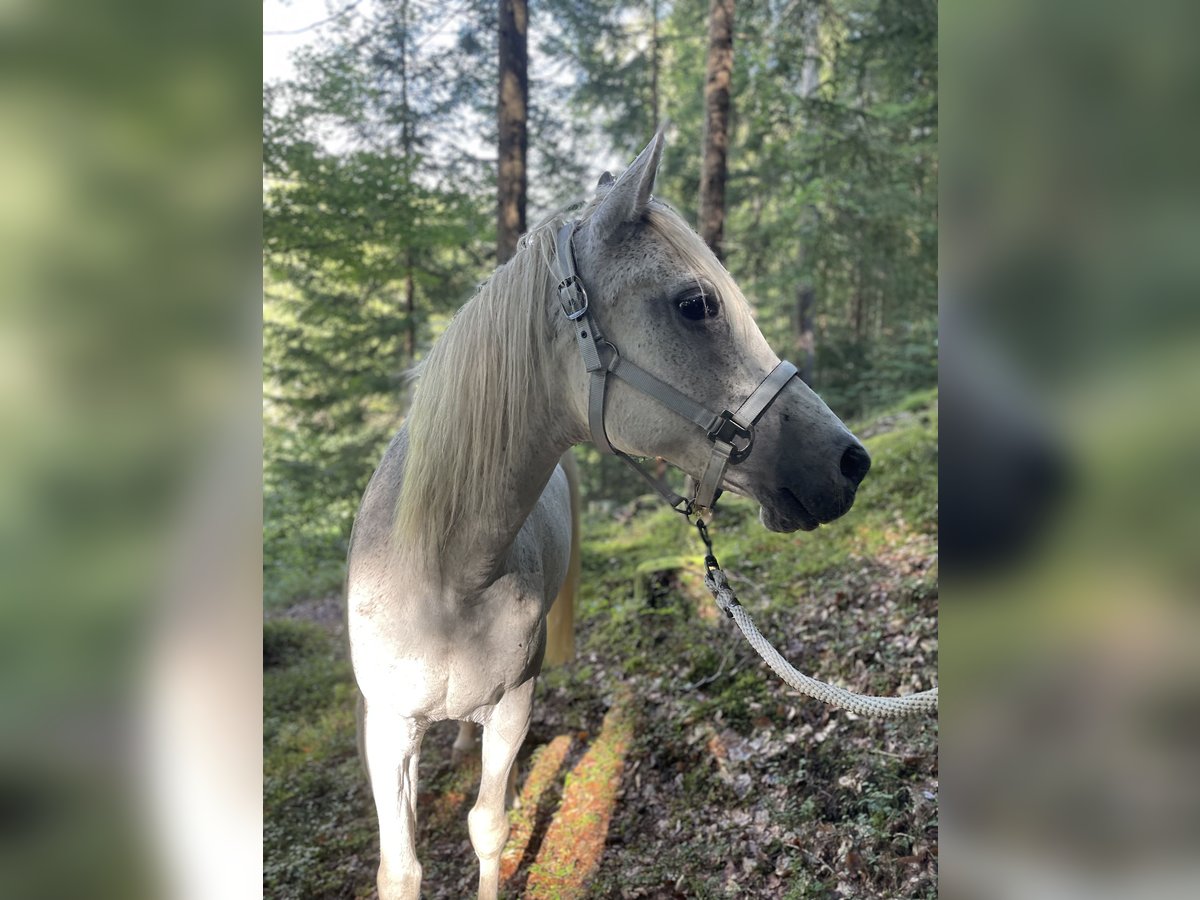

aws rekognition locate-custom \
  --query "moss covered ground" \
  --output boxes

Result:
[264,390,938,898]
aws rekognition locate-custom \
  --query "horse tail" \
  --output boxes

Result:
[544,451,580,665]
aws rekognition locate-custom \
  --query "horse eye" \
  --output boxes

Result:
[677,291,719,321]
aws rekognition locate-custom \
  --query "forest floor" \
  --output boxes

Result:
[264,390,939,899]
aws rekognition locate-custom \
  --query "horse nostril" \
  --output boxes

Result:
[840,442,871,485]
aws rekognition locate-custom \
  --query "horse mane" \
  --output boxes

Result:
[393,209,566,558]
[393,196,752,559]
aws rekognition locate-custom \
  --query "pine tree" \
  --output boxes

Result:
[498,0,529,263]
[698,0,734,259]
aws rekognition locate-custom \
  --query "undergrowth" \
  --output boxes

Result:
[264,389,938,898]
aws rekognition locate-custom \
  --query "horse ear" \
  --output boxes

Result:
[588,129,665,243]
[597,171,615,188]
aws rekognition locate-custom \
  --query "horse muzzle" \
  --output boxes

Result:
[741,434,870,533]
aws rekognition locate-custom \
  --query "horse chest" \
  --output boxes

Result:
[350,577,546,721]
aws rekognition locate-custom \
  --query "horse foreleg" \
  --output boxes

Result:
[469,679,534,900]
[363,704,426,900]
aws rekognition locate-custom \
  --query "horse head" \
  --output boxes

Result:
[560,131,870,531]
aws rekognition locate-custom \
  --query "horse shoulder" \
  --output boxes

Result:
[349,428,409,567]
[515,463,573,604]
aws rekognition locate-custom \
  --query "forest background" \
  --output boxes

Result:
[263,0,937,606]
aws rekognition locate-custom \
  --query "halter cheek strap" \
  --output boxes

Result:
[554,221,798,516]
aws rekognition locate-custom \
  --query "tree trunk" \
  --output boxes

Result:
[404,269,416,361]
[399,0,411,153]
[650,0,660,131]
[400,0,417,365]
[852,265,865,339]
[799,1,821,98]
[699,0,734,260]
[793,4,821,389]
[497,0,528,264]
[796,285,815,387]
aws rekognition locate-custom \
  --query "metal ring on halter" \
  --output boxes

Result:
[595,337,618,369]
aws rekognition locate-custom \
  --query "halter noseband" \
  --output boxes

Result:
[554,221,799,517]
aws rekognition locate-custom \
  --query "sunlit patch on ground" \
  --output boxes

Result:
[524,691,635,899]
[500,733,574,888]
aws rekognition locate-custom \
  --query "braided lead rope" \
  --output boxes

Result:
[703,567,938,719]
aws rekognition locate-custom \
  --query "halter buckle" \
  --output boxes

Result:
[557,276,589,320]
[708,410,753,458]
[705,412,744,448]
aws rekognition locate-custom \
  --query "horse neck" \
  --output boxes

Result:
[444,426,572,592]
[414,290,581,595]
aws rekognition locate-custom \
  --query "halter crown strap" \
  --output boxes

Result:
[553,221,797,515]
[556,223,614,451]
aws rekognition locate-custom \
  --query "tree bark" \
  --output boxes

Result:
[852,264,865,339]
[793,3,821,388]
[400,0,417,363]
[650,0,661,131]
[399,0,411,153]
[799,0,821,99]
[699,0,734,261]
[796,285,815,386]
[404,269,416,361]
[497,0,528,264]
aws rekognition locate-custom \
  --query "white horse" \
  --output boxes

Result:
[346,131,871,900]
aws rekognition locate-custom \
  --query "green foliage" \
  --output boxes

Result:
[264,618,329,669]
[263,3,938,892]
[727,0,938,411]
[263,620,349,741]
[263,391,938,897]
[262,617,372,898]
[849,395,939,533]
[819,315,939,419]
[263,1,502,606]
[536,0,937,500]
[264,0,938,603]
[562,390,938,896]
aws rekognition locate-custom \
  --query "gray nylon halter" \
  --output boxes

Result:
[553,221,799,516]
